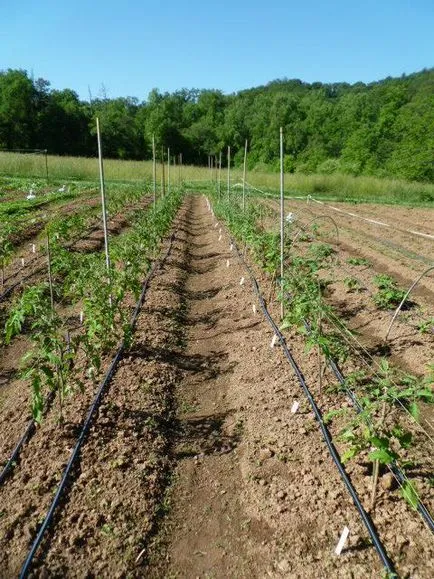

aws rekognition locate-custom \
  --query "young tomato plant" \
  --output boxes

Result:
[372,274,407,309]
[5,283,77,423]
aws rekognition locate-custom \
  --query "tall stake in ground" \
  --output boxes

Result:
[218,151,222,198]
[152,135,157,205]
[46,233,54,311]
[227,146,231,200]
[96,118,111,278]
[161,147,166,197]
[44,149,49,183]
[280,126,284,320]
[242,139,248,212]
[167,147,171,195]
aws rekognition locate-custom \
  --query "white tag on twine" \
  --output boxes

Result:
[335,526,350,556]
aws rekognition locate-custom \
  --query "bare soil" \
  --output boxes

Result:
[0,195,433,577]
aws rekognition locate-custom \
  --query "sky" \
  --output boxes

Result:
[2,0,434,101]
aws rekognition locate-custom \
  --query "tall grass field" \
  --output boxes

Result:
[1,151,433,206]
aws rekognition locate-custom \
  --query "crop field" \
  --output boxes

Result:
[0,167,433,577]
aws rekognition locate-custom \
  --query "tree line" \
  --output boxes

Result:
[1,67,433,181]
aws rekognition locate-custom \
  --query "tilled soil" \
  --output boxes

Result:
[0,194,433,577]
[0,198,152,471]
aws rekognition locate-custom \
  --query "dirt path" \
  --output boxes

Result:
[145,195,384,578]
[2,195,432,577]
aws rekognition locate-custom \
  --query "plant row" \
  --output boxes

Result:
[2,186,183,424]
[0,181,153,288]
[210,192,433,513]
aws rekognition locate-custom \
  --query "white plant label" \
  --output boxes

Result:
[31,244,36,253]
[218,235,222,242]
[240,277,245,286]
[219,228,222,234]
[252,304,257,314]
[335,526,350,556]
[270,334,278,348]
[21,258,25,267]
[214,222,218,228]
[226,259,230,267]
[291,401,299,414]
[230,243,234,251]
[79,311,84,323]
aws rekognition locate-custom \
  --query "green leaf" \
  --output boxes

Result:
[370,435,389,450]
[368,448,398,464]
[408,402,420,421]
[400,481,419,510]
[341,447,359,463]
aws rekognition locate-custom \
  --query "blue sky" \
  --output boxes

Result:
[2,0,434,101]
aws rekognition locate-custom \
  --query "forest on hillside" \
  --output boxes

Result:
[1,67,434,181]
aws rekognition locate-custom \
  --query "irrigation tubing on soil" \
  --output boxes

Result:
[0,422,35,485]
[0,390,57,487]
[18,233,175,578]
[326,354,434,535]
[222,226,396,575]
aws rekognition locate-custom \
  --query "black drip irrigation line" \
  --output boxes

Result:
[226,233,396,576]
[18,233,175,578]
[0,389,57,486]
[326,355,434,535]
[0,266,44,303]
[0,422,35,485]
[301,317,434,534]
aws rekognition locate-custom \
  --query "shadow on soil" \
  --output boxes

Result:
[175,411,241,458]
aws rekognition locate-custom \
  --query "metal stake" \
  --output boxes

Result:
[280,127,284,320]
[152,134,156,205]
[227,146,231,200]
[96,118,111,277]
[242,139,248,212]
[167,147,170,194]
